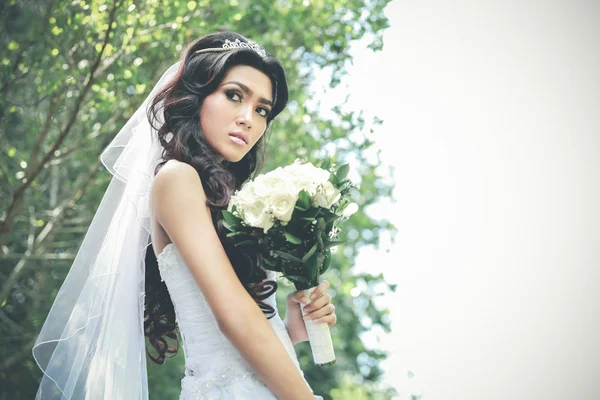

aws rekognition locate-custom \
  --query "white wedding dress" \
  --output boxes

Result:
[156,243,323,399]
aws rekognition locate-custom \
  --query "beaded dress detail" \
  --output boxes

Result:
[156,243,322,400]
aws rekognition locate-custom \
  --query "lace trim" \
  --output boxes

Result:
[181,365,266,399]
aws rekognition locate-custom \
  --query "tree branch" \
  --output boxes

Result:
[0,253,76,261]
[0,0,123,246]
[1,336,37,370]
[28,91,61,172]
[0,159,102,304]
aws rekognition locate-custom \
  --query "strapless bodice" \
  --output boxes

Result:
[156,243,318,399]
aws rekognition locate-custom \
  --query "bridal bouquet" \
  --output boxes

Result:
[222,159,358,366]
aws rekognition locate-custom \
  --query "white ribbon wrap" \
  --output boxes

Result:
[300,286,336,366]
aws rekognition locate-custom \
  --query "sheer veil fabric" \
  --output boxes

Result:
[32,61,181,399]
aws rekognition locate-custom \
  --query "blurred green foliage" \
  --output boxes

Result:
[0,0,397,398]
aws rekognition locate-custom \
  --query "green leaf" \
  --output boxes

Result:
[321,249,332,274]
[320,159,331,171]
[336,163,350,181]
[286,275,309,282]
[329,173,340,186]
[302,207,321,220]
[284,275,310,290]
[273,250,303,264]
[233,240,256,247]
[284,232,302,244]
[317,217,326,230]
[297,209,317,229]
[295,189,311,211]
[222,210,241,226]
[302,242,319,263]
[226,231,246,237]
[222,221,234,232]
[325,240,346,249]
[324,211,339,224]
[306,254,321,283]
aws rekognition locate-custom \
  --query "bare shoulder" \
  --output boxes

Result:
[152,159,203,195]
[150,160,209,225]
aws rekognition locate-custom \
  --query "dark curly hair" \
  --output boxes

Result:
[142,31,289,365]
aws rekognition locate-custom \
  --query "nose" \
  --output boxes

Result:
[236,105,253,130]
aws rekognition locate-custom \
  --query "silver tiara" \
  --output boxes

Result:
[194,38,267,58]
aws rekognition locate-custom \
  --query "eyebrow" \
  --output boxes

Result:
[222,81,273,107]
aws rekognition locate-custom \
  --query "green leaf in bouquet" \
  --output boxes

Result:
[226,231,249,238]
[301,219,315,232]
[286,275,310,289]
[234,240,256,247]
[329,173,340,187]
[316,230,324,248]
[302,207,322,219]
[336,163,350,181]
[302,242,319,263]
[273,250,303,265]
[317,217,326,231]
[222,210,242,228]
[324,210,339,224]
[321,249,332,274]
[286,275,309,283]
[325,240,346,249]
[320,159,331,171]
[294,189,312,211]
[296,207,320,230]
[284,232,302,245]
[222,220,238,232]
[306,255,320,284]
[263,257,283,272]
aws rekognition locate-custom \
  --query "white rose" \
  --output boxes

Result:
[240,197,274,232]
[269,189,297,223]
[283,161,330,195]
[230,182,260,208]
[258,172,299,223]
[232,169,299,229]
[251,168,288,198]
[313,181,341,209]
[230,182,272,231]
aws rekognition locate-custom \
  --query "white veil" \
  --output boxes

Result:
[32,61,182,399]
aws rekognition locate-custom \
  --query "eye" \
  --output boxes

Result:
[256,107,270,118]
[225,89,242,102]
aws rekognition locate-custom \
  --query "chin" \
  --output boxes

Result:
[220,150,246,164]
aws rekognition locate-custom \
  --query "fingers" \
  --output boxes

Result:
[309,307,337,328]
[309,280,330,301]
[303,302,335,322]
[292,290,310,305]
[301,292,331,313]
[291,279,330,305]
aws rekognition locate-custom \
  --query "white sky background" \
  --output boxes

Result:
[310,1,600,399]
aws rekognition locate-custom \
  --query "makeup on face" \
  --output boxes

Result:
[200,65,274,163]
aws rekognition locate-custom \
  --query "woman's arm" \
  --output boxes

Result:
[151,160,314,400]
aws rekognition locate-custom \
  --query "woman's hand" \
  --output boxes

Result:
[284,280,337,345]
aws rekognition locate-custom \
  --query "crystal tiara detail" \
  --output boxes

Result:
[193,38,267,58]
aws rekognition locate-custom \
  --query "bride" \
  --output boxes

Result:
[32,31,336,399]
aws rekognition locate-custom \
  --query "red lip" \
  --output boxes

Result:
[229,132,249,145]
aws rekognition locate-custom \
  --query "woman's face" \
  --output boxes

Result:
[200,65,273,163]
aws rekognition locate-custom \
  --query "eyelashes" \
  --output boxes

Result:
[225,89,271,118]
[225,89,242,102]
